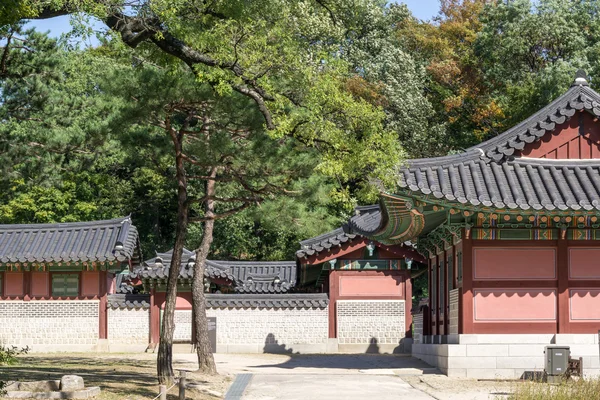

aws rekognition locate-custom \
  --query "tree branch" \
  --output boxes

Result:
[190,203,253,222]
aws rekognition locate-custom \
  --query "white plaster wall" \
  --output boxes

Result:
[206,307,328,353]
[107,308,149,344]
[0,300,99,351]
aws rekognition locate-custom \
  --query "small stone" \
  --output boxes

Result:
[60,375,85,391]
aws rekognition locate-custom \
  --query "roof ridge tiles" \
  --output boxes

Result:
[0,216,132,230]
[0,216,140,265]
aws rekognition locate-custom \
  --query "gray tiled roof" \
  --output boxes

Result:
[131,249,236,282]
[398,75,600,212]
[132,249,296,293]
[107,293,329,310]
[296,205,381,259]
[400,153,600,211]
[209,260,297,294]
[206,293,329,309]
[107,293,150,310]
[0,216,141,265]
[474,80,599,162]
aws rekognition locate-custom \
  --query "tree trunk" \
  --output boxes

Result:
[158,130,189,384]
[191,168,217,375]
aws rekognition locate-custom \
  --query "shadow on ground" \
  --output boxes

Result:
[249,353,436,372]
[0,356,158,399]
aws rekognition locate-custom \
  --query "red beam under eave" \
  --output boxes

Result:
[303,238,370,265]
[376,243,427,264]
[302,238,426,265]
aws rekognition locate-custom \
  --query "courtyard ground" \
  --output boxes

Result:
[0,352,524,399]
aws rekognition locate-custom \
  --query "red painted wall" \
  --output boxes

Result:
[81,272,100,296]
[569,248,600,279]
[31,272,49,297]
[474,289,557,321]
[451,241,600,334]
[570,289,600,321]
[328,270,411,339]
[4,272,23,297]
[473,248,556,280]
[518,112,600,159]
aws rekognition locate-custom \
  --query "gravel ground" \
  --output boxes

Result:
[403,374,521,400]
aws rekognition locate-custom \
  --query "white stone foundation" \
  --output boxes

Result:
[413,334,600,378]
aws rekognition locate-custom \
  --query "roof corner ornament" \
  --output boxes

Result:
[573,69,589,87]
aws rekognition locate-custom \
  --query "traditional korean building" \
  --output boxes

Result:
[126,248,311,351]
[296,205,426,353]
[121,215,423,354]
[0,217,142,351]
[344,71,600,377]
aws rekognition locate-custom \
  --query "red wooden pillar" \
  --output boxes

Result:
[328,270,338,338]
[432,255,439,335]
[150,288,161,344]
[23,270,31,301]
[443,249,449,335]
[557,238,570,333]
[461,232,474,334]
[427,257,432,336]
[99,270,108,339]
[405,271,412,338]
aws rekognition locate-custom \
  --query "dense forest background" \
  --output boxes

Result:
[1,0,598,262]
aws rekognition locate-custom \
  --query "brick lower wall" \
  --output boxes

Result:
[449,289,459,335]
[336,300,405,345]
[0,300,99,348]
[206,307,328,353]
[107,308,149,344]
[413,314,424,344]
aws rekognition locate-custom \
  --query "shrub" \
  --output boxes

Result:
[0,345,29,395]
[0,345,29,365]
[510,379,600,400]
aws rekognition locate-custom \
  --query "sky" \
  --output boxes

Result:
[24,0,441,41]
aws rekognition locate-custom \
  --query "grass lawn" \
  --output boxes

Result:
[509,378,600,400]
[0,354,231,400]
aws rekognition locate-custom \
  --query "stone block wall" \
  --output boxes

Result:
[206,306,328,353]
[173,310,193,342]
[413,314,423,344]
[336,300,405,346]
[0,300,99,350]
[448,289,459,335]
[412,334,600,378]
[107,308,149,344]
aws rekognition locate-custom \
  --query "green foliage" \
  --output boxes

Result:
[0,345,29,365]
[475,0,600,134]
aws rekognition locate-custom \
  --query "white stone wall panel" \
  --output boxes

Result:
[107,308,149,344]
[336,300,405,345]
[0,300,99,347]
[206,307,328,348]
